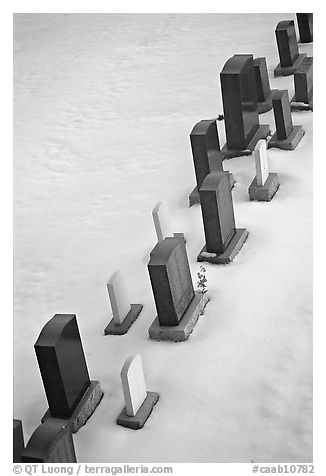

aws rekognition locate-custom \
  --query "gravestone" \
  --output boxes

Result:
[296,13,313,43]
[21,420,77,463]
[220,54,270,158]
[253,57,275,113]
[268,90,305,150]
[274,20,306,76]
[35,314,103,433]
[197,171,248,264]
[148,237,208,341]
[13,419,25,463]
[248,140,279,201]
[117,355,159,430]
[291,57,313,111]
[189,119,235,206]
[152,201,184,241]
[104,270,143,335]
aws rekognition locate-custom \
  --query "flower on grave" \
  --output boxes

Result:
[196,266,208,294]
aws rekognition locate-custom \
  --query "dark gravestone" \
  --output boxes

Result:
[253,57,274,113]
[220,54,269,158]
[148,237,208,341]
[296,13,313,43]
[148,238,194,326]
[21,420,77,463]
[189,119,235,206]
[291,57,313,110]
[13,419,25,463]
[35,314,103,432]
[197,171,248,264]
[268,90,305,150]
[274,20,306,76]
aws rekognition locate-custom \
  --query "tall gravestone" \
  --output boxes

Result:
[274,20,306,76]
[220,54,270,158]
[291,57,313,111]
[248,140,279,202]
[35,314,103,433]
[13,419,25,463]
[117,355,159,430]
[104,269,143,335]
[253,57,274,113]
[189,119,235,206]
[21,421,77,463]
[197,171,248,264]
[296,13,313,43]
[148,237,208,341]
[268,90,305,150]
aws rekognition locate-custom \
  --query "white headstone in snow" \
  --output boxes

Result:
[152,200,173,242]
[254,139,269,186]
[121,355,147,417]
[107,270,131,325]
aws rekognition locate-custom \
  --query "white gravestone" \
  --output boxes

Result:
[254,139,269,186]
[107,270,131,325]
[152,200,173,242]
[121,355,147,417]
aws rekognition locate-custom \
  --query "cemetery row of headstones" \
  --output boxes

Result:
[14,13,313,463]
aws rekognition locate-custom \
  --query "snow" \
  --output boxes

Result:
[13,13,312,463]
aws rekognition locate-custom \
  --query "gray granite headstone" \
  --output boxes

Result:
[296,13,313,43]
[294,57,313,104]
[190,119,223,189]
[275,20,299,67]
[220,54,259,150]
[272,90,293,140]
[21,421,77,463]
[148,237,194,326]
[274,20,306,76]
[268,89,305,150]
[199,171,236,254]
[35,314,91,419]
[197,171,248,264]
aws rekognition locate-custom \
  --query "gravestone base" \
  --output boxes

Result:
[290,92,313,112]
[268,125,305,150]
[248,173,280,202]
[173,232,185,240]
[148,291,209,342]
[197,228,249,264]
[117,391,159,430]
[221,125,270,159]
[273,54,306,77]
[257,90,278,114]
[104,304,143,335]
[41,381,103,433]
[189,173,236,207]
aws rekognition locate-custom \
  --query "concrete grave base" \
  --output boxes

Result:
[248,173,280,202]
[257,90,278,114]
[197,228,249,264]
[117,391,159,430]
[273,54,306,77]
[189,173,236,207]
[290,93,313,112]
[41,381,103,434]
[104,304,143,335]
[148,291,209,342]
[221,124,270,159]
[268,125,305,150]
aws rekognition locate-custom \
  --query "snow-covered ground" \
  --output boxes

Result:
[13,13,312,463]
